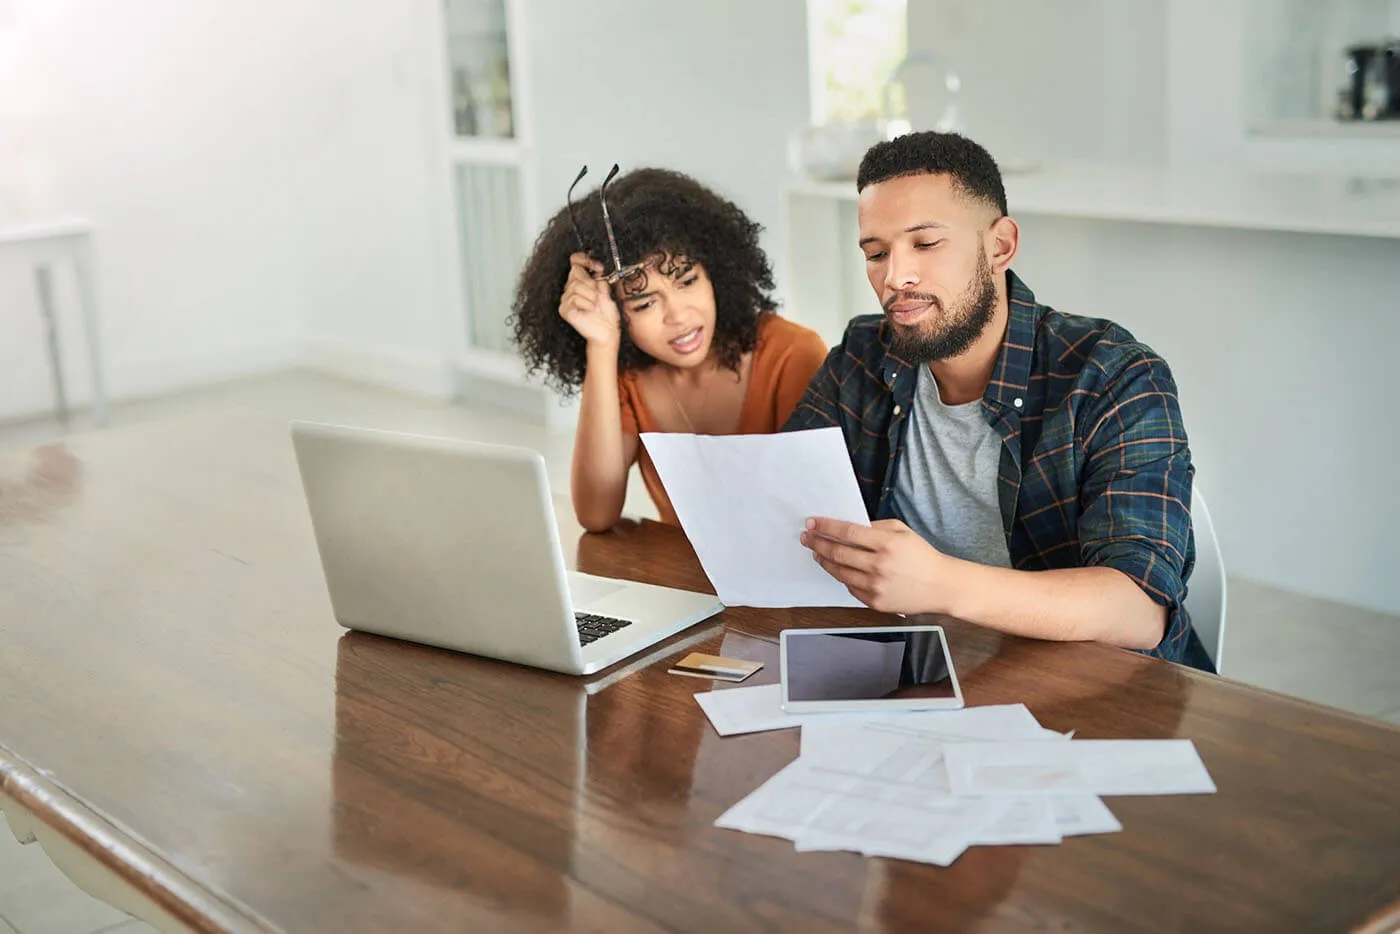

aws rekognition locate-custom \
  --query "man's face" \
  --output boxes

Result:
[857,172,1001,363]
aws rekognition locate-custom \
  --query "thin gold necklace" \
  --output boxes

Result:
[658,353,752,435]
[660,371,698,433]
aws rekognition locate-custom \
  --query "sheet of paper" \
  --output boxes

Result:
[714,760,835,841]
[796,711,1067,847]
[694,683,914,736]
[800,704,1053,760]
[1049,795,1122,837]
[943,739,1217,797]
[968,795,1061,845]
[715,761,991,867]
[791,792,989,867]
[805,729,953,792]
[788,792,1059,851]
[797,706,1061,789]
[640,427,870,607]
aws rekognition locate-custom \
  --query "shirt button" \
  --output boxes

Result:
[1013,398,1023,408]
[893,404,902,416]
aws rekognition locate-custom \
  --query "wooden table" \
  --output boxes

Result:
[2,414,1398,933]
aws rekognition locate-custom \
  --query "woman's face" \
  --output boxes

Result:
[616,256,718,369]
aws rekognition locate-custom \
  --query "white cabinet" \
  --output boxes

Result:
[1243,0,1400,136]
[439,0,533,367]
[444,0,515,140]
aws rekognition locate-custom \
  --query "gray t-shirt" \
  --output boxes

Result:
[891,366,1012,568]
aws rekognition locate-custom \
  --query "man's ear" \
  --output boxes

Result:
[987,215,1020,274]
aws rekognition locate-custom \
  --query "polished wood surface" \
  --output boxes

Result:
[2,414,1399,933]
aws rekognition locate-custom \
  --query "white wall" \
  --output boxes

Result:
[520,0,811,309]
[906,0,1170,167]
[0,0,310,420]
[1,0,811,421]
[281,0,464,398]
[1010,216,1400,617]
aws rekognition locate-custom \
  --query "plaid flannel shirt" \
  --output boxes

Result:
[784,271,1211,671]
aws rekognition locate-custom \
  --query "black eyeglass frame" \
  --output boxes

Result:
[566,164,648,289]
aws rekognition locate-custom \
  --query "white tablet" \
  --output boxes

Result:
[779,626,963,713]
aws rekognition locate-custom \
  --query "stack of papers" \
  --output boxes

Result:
[699,684,1216,867]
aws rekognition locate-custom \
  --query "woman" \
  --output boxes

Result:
[510,166,828,532]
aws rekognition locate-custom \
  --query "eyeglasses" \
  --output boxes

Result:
[566,164,649,290]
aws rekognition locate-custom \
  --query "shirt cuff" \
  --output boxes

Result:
[1082,540,1184,610]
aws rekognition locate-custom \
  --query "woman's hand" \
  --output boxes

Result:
[558,252,621,348]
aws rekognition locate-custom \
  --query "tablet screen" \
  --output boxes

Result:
[783,629,955,702]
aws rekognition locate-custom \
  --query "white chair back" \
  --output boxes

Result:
[1184,486,1227,672]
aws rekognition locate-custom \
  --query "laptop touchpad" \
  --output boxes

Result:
[568,572,627,608]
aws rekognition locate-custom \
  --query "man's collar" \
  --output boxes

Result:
[984,270,1039,411]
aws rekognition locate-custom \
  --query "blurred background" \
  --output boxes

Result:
[3,0,1400,697]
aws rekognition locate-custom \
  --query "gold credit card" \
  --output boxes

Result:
[668,652,763,682]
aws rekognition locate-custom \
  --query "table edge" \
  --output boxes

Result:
[1357,901,1400,934]
[0,743,272,934]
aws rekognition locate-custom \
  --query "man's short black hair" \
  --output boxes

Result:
[856,131,1008,217]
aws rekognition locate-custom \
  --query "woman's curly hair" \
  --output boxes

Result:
[508,167,776,395]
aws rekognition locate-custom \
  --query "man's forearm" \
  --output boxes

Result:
[938,561,1168,650]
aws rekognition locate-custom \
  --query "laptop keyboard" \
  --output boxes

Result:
[575,612,634,646]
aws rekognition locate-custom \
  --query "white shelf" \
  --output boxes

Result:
[0,218,93,245]
[787,162,1400,240]
[1248,118,1400,139]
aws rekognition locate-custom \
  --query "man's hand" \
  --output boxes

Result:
[800,517,949,615]
[802,518,1169,650]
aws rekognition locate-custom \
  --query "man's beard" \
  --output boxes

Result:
[886,252,998,364]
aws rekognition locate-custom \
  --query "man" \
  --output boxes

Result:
[786,131,1211,671]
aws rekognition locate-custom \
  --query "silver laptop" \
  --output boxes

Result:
[290,421,724,675]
